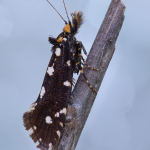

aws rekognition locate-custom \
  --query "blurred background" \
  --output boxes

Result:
[0,0,150,150]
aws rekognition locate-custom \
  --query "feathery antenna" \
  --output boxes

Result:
[47,0,67,24]
[63,0,70,23]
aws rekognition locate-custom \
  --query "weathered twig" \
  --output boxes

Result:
[58,0,126,149]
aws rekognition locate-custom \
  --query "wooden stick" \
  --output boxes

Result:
[58,0,126,149]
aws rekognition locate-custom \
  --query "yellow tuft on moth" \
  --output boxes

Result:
[63,24,71,33]
[57,37,63,42]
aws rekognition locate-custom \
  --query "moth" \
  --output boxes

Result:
[23,0,97,150]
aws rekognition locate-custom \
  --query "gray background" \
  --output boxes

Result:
[0,0,150,150]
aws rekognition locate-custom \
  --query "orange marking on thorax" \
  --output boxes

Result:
[57,37,63,42]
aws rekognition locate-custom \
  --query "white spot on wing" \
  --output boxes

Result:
[66,60,71,66]
[55,112,59,117]
[62,108,67,115]
[46,116,52,124]
[63,81,71,87]
[35,141,40,147]
[63,38,67,41]
[60,108,67,115]
[49,143,53,150]
[47,64,54,76]
[55,48,61,56]
[60,122,63,127]
[28,128,34,135]
[33,126,37,130]
[39,138,42,142]
[57,130,61,138]
[26,103,37,112]
[40,86,45,98]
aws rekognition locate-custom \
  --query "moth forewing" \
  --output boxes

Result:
[23,40,73,149]
[23,1,97,150]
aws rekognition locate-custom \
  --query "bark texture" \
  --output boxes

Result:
[58,0,126,149]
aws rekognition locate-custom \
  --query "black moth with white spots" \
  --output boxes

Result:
[23,10,91,149]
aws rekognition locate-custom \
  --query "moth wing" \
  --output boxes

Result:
[23,43,72,150]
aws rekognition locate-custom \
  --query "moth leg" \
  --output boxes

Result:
[77,41,87,56]
[77,63,97,93]
[72,78,76,82]
[69,95,73,103]
[70,50,79,73]
[75,41,97,93]
[69,98,72,103]
[70,95,73,99]
[72,78,76,85]
[79,68,97,93]
[71,52,80,74]
[81,61,99,71]
[79,52,98,71]
[73,65,79,74]
[72,78,76,86]
[76,41,98,71]
[72,82,76,87]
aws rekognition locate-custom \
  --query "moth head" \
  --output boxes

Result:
[63,11,84,35]
[63,23,71,33]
